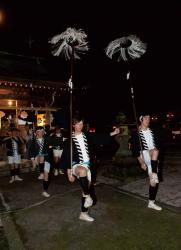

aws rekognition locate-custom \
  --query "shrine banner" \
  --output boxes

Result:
[37,114,46,126]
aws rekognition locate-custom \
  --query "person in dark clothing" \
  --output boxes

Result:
[131,114,163,211]
[60,115,120,222]
[49,126,65,176]
[26,126,51,197]
[1,128,25,183]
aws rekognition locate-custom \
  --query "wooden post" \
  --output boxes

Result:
[69,45,75,173]
[15,100,18,128]
[127,72,144,158]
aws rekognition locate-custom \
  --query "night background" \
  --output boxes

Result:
[0,1,180,127]
[1,3,181,249]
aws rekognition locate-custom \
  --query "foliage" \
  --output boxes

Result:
[115,111,127,125]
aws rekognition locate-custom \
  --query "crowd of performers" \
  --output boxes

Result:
[0,113,164,221]
[0,125,65,194]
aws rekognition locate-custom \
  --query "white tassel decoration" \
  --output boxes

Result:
[105,35,147,61]
[49,27,89,60]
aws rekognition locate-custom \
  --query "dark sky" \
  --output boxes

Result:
[0,1,180,126]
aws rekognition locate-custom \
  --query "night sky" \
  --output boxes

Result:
[0,1,180,126]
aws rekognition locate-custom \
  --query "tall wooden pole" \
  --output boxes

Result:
[127,72,144,157]
[15,100,18,128]
[69,45,74,173]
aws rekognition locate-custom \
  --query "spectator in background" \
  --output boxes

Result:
[45,124,51,136]
[22,124,35,160]
[49,126,65,176]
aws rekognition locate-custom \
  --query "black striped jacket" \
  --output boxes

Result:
[1,136,24,156]
[60,131,114,170]
[26,136,50,162]
[60,133,95,170]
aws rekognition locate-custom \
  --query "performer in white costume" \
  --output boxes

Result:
[131,114,162,211]
[60,115,120,222]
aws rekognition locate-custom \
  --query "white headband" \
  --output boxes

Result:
[139,115,150,122]
[36,129,44,132]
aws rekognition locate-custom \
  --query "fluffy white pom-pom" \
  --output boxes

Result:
[105,35,147,61]
[49,27,89,60]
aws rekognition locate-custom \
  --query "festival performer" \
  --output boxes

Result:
[60,115,120,222]
[1,127,25,183]
[49,126,65,176]
[105,35,162,211]
[131,114,162,211]
[27,126,51,197]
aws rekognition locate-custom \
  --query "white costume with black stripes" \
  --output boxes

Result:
[36,138,44,156]
[72,132,91,182]
[139,128,156,175]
